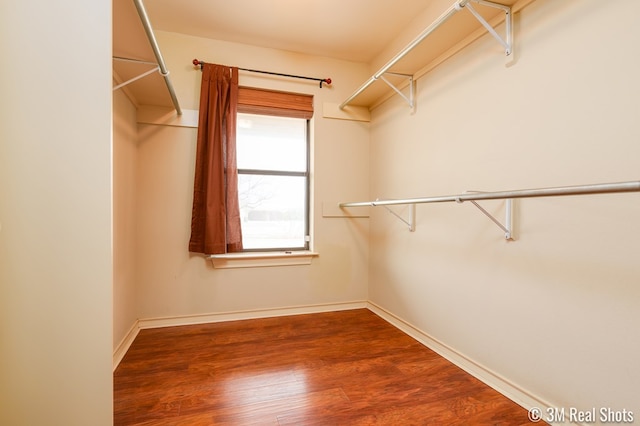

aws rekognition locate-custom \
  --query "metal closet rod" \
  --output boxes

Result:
[339,0,515,109]
[339,181,640,208]
[133,0,182,115]
[340,0,471,109]
[192,59,332,88]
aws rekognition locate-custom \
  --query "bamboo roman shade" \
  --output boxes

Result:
[238,87,313,119]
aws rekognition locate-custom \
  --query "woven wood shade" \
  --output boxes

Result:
[238,87,313,119]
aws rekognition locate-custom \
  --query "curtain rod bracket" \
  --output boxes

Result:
[193,58,204,70]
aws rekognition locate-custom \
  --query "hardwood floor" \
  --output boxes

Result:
[114,309,535,425]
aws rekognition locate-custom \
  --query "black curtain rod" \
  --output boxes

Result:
[192,59,331,88]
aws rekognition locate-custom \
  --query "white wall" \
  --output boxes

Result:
[0,1,113,425]
[369,0,639,416]
[132,32,371,321]
[113,89,139,353]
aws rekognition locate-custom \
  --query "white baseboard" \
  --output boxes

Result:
[137,301,368,330]
[366,301,554,417]
[113,320,140,372]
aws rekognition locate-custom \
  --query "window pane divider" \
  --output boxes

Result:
[238,169,307,177]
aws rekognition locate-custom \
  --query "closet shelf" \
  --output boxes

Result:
[113,0,181,114]
[340,0,529,110]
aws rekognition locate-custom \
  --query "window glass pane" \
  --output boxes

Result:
[238,174,307,249]
[237,113,307,172]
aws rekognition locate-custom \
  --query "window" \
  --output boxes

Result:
[236,88,312,251]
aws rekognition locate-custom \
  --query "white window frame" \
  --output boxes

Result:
[236,113,311,253]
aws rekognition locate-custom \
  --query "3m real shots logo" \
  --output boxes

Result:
[528,406,634,424]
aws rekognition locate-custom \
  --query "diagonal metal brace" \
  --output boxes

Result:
[113,66,160,91]
[376,199,416,232]
[376,72,415,110]
[463,0,512,55]
[458,195,514,240]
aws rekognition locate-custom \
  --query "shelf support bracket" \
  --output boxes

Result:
[377,72,415,111]
[377,200,416,232]
[459,196,514,240]
[464,0,512,55]
[112,66,160,91]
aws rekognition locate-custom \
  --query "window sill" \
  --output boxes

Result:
[208,251,319,269]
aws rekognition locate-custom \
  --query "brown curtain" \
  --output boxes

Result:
[189,64,243,255]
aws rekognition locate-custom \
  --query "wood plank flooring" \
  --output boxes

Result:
[114,309,535,425]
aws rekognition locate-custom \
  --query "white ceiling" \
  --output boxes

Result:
[142,0,435,63]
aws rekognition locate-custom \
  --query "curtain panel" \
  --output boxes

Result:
[189,64,243,255]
